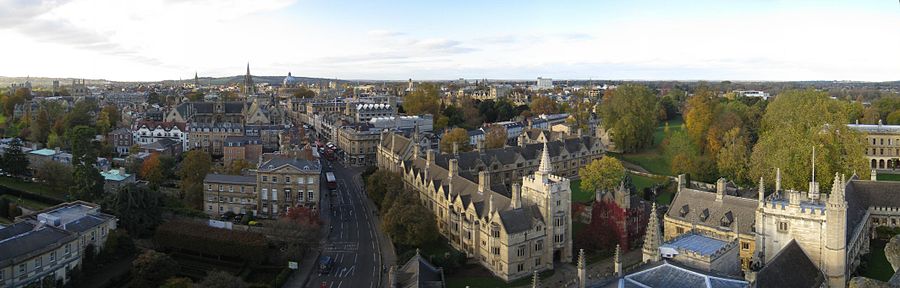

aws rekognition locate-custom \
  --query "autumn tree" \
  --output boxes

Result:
[140,153,165,189]
[599,84,659,152]
[403,83,441,116]
[178,150,212,209]
[365,170,404,208]
[750,89,870,192]
[579,157,626,198]
[887,110,900,125]
[439,128,472,153]
[530,96,559,115]
[716,128,751,185]
[96,105,120,134]
[130,250,178,288]
[684,88,718,151]
[483,125,507,149]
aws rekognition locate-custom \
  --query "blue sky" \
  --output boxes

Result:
[1,0,898,81]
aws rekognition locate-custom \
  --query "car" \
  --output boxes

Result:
[318,256,335,274]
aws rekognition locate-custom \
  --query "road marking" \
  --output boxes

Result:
[344,265,355,277]
[336,281,343,288]
[353,254,358,264]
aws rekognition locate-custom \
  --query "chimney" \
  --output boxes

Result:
[478,171,490,195]
[677,174,687,190]
[453,142,459,155]
[716,178,726,201]
[119,167,126,175]
[413,144,420,159]
[775,168,782,193]
[511,183,522,209]
[448,159,458,179]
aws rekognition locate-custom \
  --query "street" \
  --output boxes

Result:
[306,162,387,288]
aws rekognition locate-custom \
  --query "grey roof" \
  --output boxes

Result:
[662,233,729,256]
[0,222,76,263]
[498,206,542,234]
[396,252,446,288]
[176,101,245,116]
[434,136,597,170]
[204,174,257,185]
[142,138,179,150]
[616,261,748,288]
[63,214,109,233]
[258,155,321,172]
[665,187,757,235]
[845,179,900,241]
[755,240,825,288]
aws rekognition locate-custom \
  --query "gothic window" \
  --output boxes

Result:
[517,245,526,257]
[777,221,789,232]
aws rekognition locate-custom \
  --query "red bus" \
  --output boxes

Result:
[326,172,337,190]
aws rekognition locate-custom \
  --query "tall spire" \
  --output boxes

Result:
[538,141,552,174]
[642,202,662,263]
[758,177,765,207]
[614,244,623,277]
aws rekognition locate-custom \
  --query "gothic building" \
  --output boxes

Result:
[378,141,573,282]
[591,179,650,252]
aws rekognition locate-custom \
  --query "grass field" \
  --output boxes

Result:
[877,173,900,182]
[446,267,555,288]
[570,179,593,203]
[860,239,894,281]
[617,116,684,176]
[0,177,67,200]
[0,194,52,210]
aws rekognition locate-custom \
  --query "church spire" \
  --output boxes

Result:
[538,141,552,175]
[244,62,254,95]
[642,202,662,263]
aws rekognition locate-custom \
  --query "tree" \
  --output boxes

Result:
[750,89,870,192]
[71,163,104,201]
[160,277,193,288]
[222,159,253,175]
[530,96,559,115]
[1,138,29,177]
[403,83,441,116]
[716,128,751,185]
[178,150,212,209]
[458,96,484,129]
[439,128,471,153]
[382,191,438,247]
[579,157,626,197]
[195,271,248,288]
[684,88,718,151]
[29,107,51,144]
[35,161,73,193]
[270,207,321,262]
[887,110,900,125]
[96,105,120,134]
[483,125,507,149]
[130,250,178,288]
[861,107,880,124]
[599,84,659,152]
[141,153,165,189]
[110,184,162,237]
[365,170,404,207]
[46,132,62,149]
[0,92,25,117]
[292,87,316,99]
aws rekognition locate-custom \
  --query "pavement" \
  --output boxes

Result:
[297,161,396,288]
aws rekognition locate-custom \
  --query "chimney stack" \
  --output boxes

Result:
[512,183,522,209]
[716,178,726,201]
[478,171,490,195]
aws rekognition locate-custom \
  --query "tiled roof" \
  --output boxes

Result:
[665,187,757,235]
[755,240,824,288]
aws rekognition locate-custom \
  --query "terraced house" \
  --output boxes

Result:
[381,142,573,282]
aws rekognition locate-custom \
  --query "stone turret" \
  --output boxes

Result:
[642,202,662,263]
[512,183,522,209]
[532,270,540,288]
[538,142,552,175]
[758,177,765,208]
[478,171,490,195]
[825,172,847,287]
[577,249,586,288]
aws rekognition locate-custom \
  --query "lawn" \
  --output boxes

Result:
[0,177,67,200]
[0,194,52,210]
[446,266,555,288]
[571,173,667,204]
[655,190,675,205]
[570,179,594,203]
[860,239,894,281]
[617,116,684,176]
[877,173,900,182]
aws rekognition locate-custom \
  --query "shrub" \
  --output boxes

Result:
[154,220,267,263]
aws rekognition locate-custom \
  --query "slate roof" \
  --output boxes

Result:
[63,214,109,233]
[433,136,597,171]
[498,206,543,234]
[258,155,321,172]
[845,179,900,241]
[204,173,257,185]
[0,222,76,264]
[176,101,245,116]
[665,186,757,235]
[755,240,825,288]
[395,252,446,288]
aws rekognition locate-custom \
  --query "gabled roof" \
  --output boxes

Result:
[606,261,748,288]
[395,251,445,288]
[755,240,824,288]
[665,186,757,235]
[258,154,321,172]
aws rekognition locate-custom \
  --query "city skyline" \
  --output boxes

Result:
[1,0,899,81]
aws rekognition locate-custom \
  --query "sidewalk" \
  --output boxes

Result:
[284,178,335,288]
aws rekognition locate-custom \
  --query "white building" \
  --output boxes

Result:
[535,77,554,90]
[733,90,770,101]
[132,121,189,152]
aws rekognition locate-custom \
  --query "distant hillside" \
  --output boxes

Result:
[0,77,111,88]
[0,75,344,88]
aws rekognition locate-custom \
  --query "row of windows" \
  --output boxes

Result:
[12,243,75,279]
[260,175,316,184]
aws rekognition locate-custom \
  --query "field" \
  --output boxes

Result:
[617,116,684,176]
[0,176,67,200]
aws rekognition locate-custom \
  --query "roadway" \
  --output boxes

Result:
[306,162,389,288]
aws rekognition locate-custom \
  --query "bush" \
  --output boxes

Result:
[273,268,293,288]
[154,220,267,263]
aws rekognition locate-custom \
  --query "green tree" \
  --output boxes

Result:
[439,128,471,153]
[750,89,870,191]
[178,150,212,209]
[403,83,441,116]
[110,184,162,238]
[716,127,751,185]
[530,96,559,115]
[29,108,51,144]
[35,161,74,194]
[1,138,29,177]
[382,190,438,247]
[365,170,404,207]
[887,110,900,125]
[684,88,718,151]
[130,250,178,288]
[96,105,120,134]
[71,163,104,201]
[483,125,507,149]
[579,157,626,196]
[599,84,659,152]
[46,132,62,148]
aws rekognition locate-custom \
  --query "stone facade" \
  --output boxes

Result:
[203,174,258,217]
[256,155,321,218]
[848,123,900,170]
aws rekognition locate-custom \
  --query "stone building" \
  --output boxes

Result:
[222,136,262,165]
[847,122,900,169]
[335,123,382,166]
[663,176,757,271]
[187,122,244,155]
[203,174,258,217]
[380,142,573,282]
[591,180,650,252]
[256,154,321,218]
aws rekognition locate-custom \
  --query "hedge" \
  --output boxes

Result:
[154,220,267,263]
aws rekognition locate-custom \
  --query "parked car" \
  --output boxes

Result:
[318,256,335,274]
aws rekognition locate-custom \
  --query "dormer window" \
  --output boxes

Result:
[720,211,733,227]
[700,208,710,222]
[679,205,689,217]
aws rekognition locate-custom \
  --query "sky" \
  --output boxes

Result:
[1,0,899,81]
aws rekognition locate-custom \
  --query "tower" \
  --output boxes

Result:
[194,72,199,88]
[824,172,847,287]
[520,141,573,263]
[642,202,662,263]
[243,63,255,95]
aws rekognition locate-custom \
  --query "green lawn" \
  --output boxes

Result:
[0,177,67,200]
[656,190,675,205]
[572,173,667,204]
[860,239,895,281]
[617,116,684,176]
[877,173,900,182]
[570,179,594,203]
[0,194,52,210]
[446,267,554,288]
